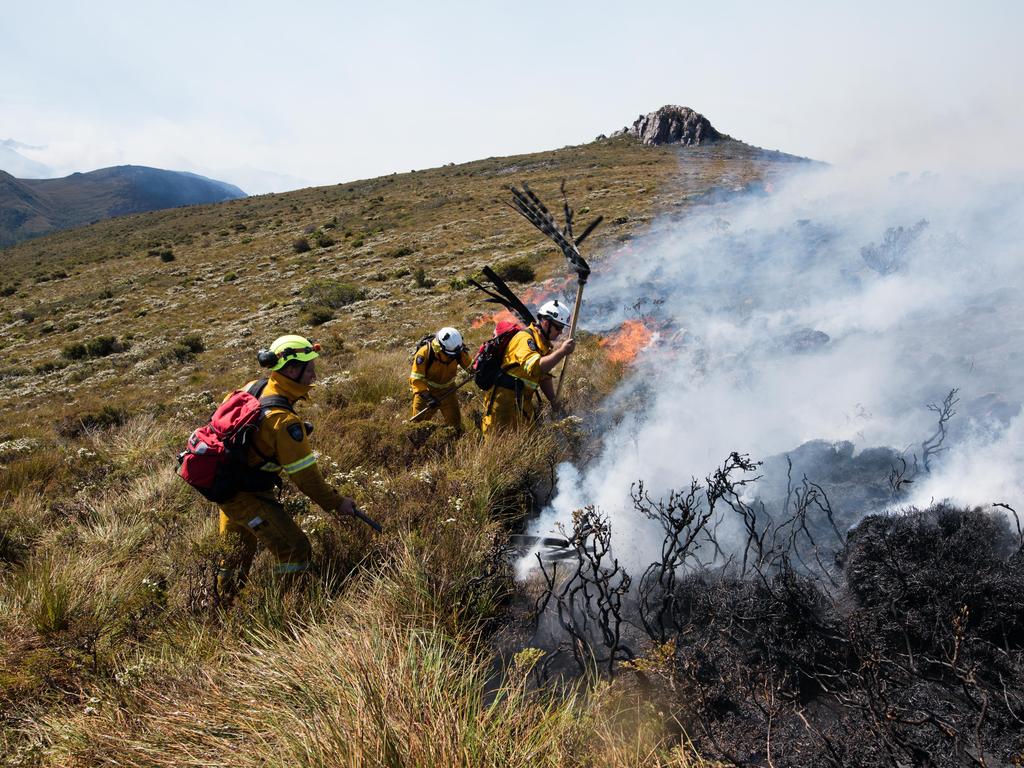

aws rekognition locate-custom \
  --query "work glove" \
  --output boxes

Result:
[336,497,356,518]
[426,394,440,408]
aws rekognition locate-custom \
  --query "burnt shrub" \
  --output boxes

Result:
[292,237,311,254]
[843,504,1024,650]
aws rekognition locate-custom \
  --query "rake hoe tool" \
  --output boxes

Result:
[507,181,601,400]
[509,533,596,562]
[352,506,383,533]
[405,375,475,423]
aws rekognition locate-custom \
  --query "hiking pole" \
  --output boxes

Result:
[405,375,475,423]
[352,506,383,533]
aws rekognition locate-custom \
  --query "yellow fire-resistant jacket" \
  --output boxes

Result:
[409,339,472,394]
[232,373,345,512]
[501,324,552,392]
[481,324,553,434]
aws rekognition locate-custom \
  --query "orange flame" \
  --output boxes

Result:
[600,319,654,363]
[472,309,518,330]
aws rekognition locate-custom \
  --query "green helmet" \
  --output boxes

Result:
[258,334,321,371]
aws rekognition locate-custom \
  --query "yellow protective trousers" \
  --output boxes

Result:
[481,385,538,436]
[410,389,462,428]
[217,490,312,594]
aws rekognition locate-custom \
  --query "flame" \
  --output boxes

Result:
[472,309,518,330]
[600,319,655,363]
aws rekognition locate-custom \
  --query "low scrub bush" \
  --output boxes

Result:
[292,237,311,254]
[301,304,334,326]
[63,336,126,360]
[57,404,129,438]
[495,257,535,284]
[302,280,365,309]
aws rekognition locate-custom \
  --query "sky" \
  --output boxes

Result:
[2,0,1022,192]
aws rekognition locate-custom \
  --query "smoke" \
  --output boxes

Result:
[522,160,1024,574]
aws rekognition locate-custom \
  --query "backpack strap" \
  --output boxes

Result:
[245,378,296,416]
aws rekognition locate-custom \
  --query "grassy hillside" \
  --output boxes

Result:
[0,136,803,766]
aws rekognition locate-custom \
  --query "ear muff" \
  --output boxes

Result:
[257,349,278,368]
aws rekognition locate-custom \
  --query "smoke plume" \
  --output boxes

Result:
[524,161,1024,573]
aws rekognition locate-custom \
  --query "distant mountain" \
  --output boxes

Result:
[0,165,245,247]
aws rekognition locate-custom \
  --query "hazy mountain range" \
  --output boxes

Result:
[0,165,245,248]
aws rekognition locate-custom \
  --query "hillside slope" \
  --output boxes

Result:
[0,137,804,429]
[0,134,810,767]
[0,165,245,247]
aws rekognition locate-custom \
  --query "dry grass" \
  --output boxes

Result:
[0,135,803,765]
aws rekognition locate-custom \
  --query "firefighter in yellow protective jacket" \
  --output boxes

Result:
[482,300,576,436]
[409,326,472,429]
[217,334,356,596]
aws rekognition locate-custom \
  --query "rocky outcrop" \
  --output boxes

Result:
[612,105,723,146]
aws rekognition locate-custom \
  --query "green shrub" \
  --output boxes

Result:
[302,280,365,309]
[413,267,436,288]
[389,246,414,258]
[495,257,535,284]
[351,237,365,248]
[301,305,335,326]
[0,284,18,297]
[84,336,120,357]
[392,267,411,279]
[223,272,238,282]
[33,360,67,374]
[57,405,129,437]
[314,231,335,248]
[61,342,88,360]
[163,333,205,363]
[160,251,175,262]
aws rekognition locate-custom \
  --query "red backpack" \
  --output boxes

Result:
[177,380,293,503]
[472,321,524,390]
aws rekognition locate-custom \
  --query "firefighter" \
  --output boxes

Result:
[409,326,472,429]
[217,334,356,596]
[481,301,576,436]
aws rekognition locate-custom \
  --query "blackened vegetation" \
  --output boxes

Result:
[860,219,929,275]
[536,507,633,677]
[533,452,1024,766]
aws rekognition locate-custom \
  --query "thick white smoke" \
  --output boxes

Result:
[522,162,1024,574]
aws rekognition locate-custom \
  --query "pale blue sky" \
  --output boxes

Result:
[3,0,1021,191]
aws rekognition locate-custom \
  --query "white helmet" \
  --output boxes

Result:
[436,327,463,354]
[537,300,571,328]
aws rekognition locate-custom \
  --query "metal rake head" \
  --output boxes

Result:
[508,181,600,281]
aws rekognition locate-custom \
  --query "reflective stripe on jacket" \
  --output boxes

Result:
[409,340,472,394]
[228,373,344,511]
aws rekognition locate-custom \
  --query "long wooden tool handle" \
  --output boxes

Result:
[405,375,475,423]
[554,279,586,401]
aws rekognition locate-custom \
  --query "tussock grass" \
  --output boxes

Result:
[0,136,797,765]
